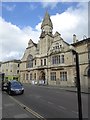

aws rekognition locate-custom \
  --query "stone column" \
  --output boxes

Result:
[45,69,48,85]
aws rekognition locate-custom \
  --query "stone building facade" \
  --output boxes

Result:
[72,38,90,88]
[20,12,90,88]
[1,59,20,81]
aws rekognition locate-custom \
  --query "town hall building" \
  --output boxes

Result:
[20,12,90,88]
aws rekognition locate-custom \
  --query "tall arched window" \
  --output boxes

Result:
[88,68,90,77]
[26,54,33,68]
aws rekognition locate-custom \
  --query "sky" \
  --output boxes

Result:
[0,1,89,62]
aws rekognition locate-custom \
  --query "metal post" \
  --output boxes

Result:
[73,50,82,120]
[76,52,82,119]
[1,73,5,91]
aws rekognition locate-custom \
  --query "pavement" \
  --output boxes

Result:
[28,83,90,94]
[2,91,36,119]
[46,85,90,94]
[61,87,89,94]
[0,92,2,120]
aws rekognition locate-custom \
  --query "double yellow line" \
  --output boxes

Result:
[9,96,46,120]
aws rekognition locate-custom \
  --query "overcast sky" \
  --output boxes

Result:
[0,1,89,62]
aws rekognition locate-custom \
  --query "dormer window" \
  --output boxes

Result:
[60,45,62,48]
[53,47,55,50]
[42,28,45,32]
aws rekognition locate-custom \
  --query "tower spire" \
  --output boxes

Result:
[40,11,53,38]
[41,11,53,29]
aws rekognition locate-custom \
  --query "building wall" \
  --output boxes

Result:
[74,43,89,88]
[20,35,89,88]
[19,12,89,88]
[1,60,20,81]
[20,35,77,87]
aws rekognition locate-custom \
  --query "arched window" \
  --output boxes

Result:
[26,54,33,68]
[88,68,90,77]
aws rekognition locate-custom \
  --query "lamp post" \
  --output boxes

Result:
[72,50,82,120]
[1,73,5,91]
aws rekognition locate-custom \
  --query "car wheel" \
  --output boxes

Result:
[8,90,11,95]
[21,90,24,94]
[2,87,4,91]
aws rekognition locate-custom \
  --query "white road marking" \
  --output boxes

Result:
[14,113,30,118]
[35,95,41,98]
[4,103,15,107]
[9,96,46,120]
[58,105,66,110]
[72,110,78,114]
[47,101,53,104]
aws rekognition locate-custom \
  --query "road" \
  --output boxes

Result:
[2,84,88,119]
[2,84,88,118]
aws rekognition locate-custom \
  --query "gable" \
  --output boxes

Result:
[49,37,70,55]
[28,39,37,48]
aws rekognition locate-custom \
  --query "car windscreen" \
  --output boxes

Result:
[11,82,22,88]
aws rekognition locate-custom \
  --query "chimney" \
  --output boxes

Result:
[73,34,77,43]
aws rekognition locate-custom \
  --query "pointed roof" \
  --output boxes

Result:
[54,31,61,37]
[41,11,53,29]
[28,39,37,48]
[28,39,33,45]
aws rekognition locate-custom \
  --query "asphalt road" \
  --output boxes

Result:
[0,91,2,120]
[8,84,88,119]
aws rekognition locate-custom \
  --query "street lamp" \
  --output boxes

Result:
[72,50,82,120]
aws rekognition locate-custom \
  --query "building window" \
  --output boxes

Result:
[88,47,90,60]
[35,60,36,66]
[5,77,8,80]
[23,73,25,81]
[60,72,67,81]
[34,73,36,80]
[13,77,18,80]
[41,59,43,66]
[59,55,60,63]
[61,55,64,63]
[56,56,58,64]
[60,45,62,48]
[18,64,19,67]
[44,59,46,66]
[26,74,28,80]
[30,73,32,80]
[88,69,90,77]
[17,70,19,74]
[74,55,76,62]
[50,72,56,81]
[26,54,33,68]
[52,55,61,64]
[52,56,54,64]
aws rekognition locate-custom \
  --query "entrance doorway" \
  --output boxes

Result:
[39,71,45,84]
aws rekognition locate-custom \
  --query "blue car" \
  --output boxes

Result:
[6,80,24,95]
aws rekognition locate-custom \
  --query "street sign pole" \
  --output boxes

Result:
[72,50,82,120]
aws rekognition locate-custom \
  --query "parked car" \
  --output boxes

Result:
[3,80,24,95]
